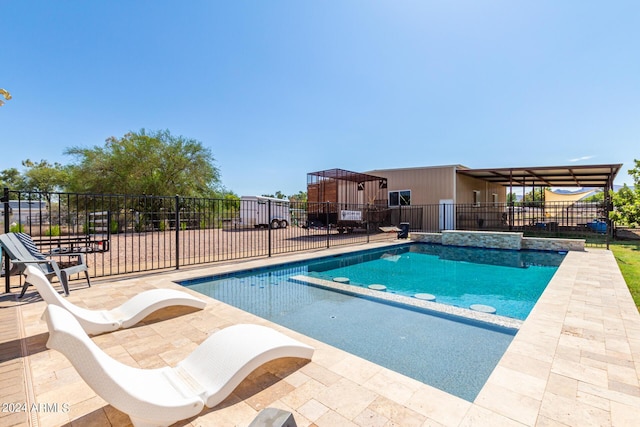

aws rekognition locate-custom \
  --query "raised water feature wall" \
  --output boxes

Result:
[410,230,585,252]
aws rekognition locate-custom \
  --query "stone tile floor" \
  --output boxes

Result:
[1,244,639,426]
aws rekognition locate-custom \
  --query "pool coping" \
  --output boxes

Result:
[10,241,640,426]
[289,274,523,331]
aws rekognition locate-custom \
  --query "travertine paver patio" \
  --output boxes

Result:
[1,244,639,426]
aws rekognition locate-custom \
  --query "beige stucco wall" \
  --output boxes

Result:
[366,165,508,230]
[456,173,507,205]
[367,165,507,206]
[366,165,459,230]
[366,165,458,205]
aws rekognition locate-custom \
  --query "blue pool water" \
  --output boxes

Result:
[305,244,563,320]
[180,244,563,401]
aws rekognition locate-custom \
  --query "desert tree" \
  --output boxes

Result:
[610,159,640,227]
[65,129,221,197]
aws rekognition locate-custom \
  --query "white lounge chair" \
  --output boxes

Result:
[43,304,314,427]
[25,265,207,335]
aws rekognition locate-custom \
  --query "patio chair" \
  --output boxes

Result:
[0,232,90,297]
[25,266,207,335]
[43,304,314,427]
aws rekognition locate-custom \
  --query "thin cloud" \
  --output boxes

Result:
[568,155,595,162]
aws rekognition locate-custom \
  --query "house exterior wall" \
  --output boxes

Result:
[365,165,508,231]
[456,173,507,205]
[366,165,458,205]
[366,165,458,231]
[367,165,507,206]
[455,173,508,230]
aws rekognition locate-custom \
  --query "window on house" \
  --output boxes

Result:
[473,190,481,207]
[389,190,411,206]
[492,193,498,207]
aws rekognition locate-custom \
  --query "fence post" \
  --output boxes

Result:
[325,202,330,249]
[268,199,272,257]
[366,204,370,244]
[3,188,9,293]
[175,195,180,270]
[606,198,613,250]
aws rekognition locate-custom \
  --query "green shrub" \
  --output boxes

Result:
[45,225,61,237]
[82,222,96,234]
[9,223,24,233]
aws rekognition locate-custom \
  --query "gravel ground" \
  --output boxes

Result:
[75,226,397,278]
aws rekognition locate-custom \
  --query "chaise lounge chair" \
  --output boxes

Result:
[0,232,90,296]
[43,304,314,427]
[25,266,207,335]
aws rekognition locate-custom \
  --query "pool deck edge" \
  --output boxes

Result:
[473,249,640,426]
[290,274,523,331]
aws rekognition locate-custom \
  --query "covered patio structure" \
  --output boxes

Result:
[456,163,622,195]
[456,163,623,244]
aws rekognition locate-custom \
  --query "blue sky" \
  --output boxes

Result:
[2,1,638,196]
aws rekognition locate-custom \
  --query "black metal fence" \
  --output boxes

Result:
[1,188,614,293]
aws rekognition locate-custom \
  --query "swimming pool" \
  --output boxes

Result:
[179,243,563,401]
[303,244,563,320]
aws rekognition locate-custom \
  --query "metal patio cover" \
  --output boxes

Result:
[456,164,623,189]
[307,168,387,183]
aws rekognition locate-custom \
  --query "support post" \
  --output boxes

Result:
[268,199,272,257]
[508,170,513,231]
[366,204,370,244]
[175,195,180,270]
[3,188,9,293]
[325,202,330,249]
[605,170,613,250]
